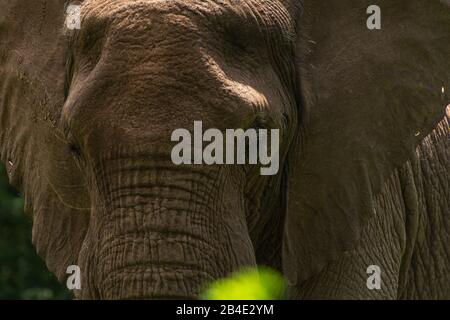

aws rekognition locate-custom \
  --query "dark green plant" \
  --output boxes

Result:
[0,164,71,299]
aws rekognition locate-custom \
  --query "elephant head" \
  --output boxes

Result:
[0,0,448,299]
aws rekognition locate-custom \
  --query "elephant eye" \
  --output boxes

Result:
[223,22,258,52]
[212,3,294,57]
[67,142,82,159]
[221,19,265,54]
[64,127,83,159]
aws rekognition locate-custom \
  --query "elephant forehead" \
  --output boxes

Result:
[78,0,295,41]
[61,0,297,149]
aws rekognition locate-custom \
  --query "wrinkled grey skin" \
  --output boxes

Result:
[0,0,449,299]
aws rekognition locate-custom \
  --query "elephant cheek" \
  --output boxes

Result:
[77,153,256,299]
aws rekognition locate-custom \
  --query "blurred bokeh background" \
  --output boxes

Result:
[0,164,71,299]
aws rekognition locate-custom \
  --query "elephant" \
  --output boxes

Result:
[0,0,449,299]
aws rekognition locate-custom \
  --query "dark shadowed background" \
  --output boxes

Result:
[0,164,71,299]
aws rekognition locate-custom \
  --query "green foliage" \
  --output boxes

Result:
[0,164,71,299]
[201,267,287,300]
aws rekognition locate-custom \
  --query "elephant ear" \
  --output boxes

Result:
[0,1,90,281]
[283,0,450,284]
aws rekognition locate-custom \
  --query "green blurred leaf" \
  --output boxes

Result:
[201,267,287,300]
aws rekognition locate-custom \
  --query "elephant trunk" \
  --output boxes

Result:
[78,151,256,299]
